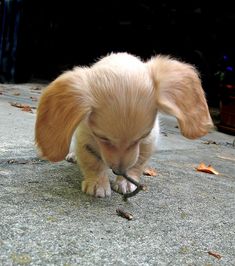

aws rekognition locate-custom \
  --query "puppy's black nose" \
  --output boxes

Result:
[112,169,125,176]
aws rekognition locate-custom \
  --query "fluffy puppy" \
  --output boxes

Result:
[35,53,213,197]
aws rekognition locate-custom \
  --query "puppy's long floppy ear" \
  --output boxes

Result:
[35,68,90,162]
[148,56,214,139]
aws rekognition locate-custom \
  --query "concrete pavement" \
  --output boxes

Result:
[0,83,235,266]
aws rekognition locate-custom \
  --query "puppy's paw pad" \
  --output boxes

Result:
[113,178,137,194]
[82,179,111,198]
[65,152,77,164]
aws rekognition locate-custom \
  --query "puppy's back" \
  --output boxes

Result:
[93,52,146,73]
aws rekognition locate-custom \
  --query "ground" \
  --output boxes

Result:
[0,83,235,265]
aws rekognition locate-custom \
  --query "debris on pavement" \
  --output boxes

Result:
[111,174,148,201]
[196,163,219,175]
[143,168,157,176]
[208,251,222,259]
[116,208,133,220]
[9,102,34,113]
[30,96,38,101]
[202,140,218,145]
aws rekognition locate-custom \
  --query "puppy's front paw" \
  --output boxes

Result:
[82,177,111,197]
[65,152,77,164]
[113,176,137,194]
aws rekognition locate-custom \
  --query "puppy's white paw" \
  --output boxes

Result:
[65,152,77,164]
[113,176,137,194]
[82,178,111,197]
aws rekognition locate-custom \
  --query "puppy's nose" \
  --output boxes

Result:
[112,169,125,176]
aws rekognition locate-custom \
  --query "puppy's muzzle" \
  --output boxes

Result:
[112,169,126,176]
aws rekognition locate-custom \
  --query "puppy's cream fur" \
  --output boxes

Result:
[35,53,213,197]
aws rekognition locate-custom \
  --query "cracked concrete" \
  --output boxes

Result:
[0,83,235,266]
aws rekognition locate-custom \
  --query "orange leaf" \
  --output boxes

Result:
[22,106,33,113]
[10,102,33,113]
[143,168,157,176]
[196,163,219,175]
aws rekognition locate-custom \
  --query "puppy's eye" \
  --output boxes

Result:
[128,131,151,149]
[99,137,115,148]
[92,132,112,144]
[98,136,110,143]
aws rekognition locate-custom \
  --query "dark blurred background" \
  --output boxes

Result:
[1,0,235,110]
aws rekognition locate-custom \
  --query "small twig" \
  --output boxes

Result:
[122,175,147,201]
[208,251,222,260]
[116,208,133,220]
[111,174,147,201]
[122,174,142,187]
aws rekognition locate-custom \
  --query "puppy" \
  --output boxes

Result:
[35,52,213,197]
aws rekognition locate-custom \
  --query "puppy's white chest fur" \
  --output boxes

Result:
[147,115,160,150]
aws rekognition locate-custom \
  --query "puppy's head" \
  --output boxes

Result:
[35,53,213,173]
[86,65,156,175]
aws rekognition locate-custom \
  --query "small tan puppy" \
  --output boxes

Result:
[35,53,213,197]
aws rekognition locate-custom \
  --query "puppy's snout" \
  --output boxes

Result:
[112,169,125,176]
[111,164,126,176]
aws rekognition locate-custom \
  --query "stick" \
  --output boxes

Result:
[208,251,222,260]
[123,183,147,201]
[116,208,133,220]
[111,174,147,200]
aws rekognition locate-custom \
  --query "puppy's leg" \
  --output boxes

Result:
[65,131,77,163]
[77,142,111,197]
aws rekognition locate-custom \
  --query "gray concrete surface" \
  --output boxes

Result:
[0,83,235,266]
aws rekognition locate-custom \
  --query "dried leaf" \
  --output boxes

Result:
[143,168,157,176]
[10,102,23,108]
[196,163,219,175]
[208,251,222,259]
[21,106,33,113]
[10,102,34,113]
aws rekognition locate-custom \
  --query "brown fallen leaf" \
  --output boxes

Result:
[10,102,22,108]
[22,106,33,113]
[10,102,33,113]
[143,168,157,176]
[196,163,219,175]
[208,251,222,259]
